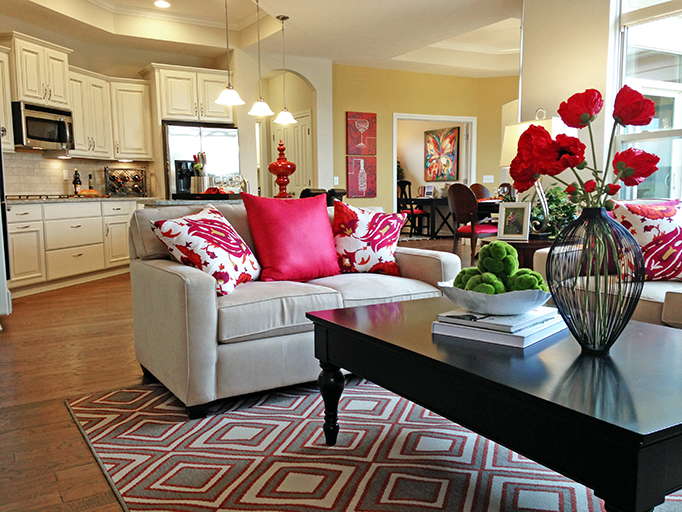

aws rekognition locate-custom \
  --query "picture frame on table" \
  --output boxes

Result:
[497,202,530,241]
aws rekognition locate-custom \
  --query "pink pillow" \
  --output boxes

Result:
[332,201,406,275]
[241,193,340,281]
[612,200,682,281]
[151,204,261,295]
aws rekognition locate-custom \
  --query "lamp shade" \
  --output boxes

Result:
[248,98,275,117]
[215,85,245,106]
[500,117,578,167]
[273,108,297,125]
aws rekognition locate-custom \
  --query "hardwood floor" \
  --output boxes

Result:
[0,238,459,511]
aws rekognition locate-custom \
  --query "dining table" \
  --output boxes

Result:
[409,196,501,239]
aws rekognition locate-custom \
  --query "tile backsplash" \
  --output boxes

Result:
[3,151,147,196]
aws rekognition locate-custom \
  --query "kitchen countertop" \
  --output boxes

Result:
[7,197,163,205]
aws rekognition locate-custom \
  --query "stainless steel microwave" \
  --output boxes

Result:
[11,102,74,150]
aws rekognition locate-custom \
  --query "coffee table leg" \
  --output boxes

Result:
[318,362,344,446]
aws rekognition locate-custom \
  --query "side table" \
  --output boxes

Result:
[483,238,553,268]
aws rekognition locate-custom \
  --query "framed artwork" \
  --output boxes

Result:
[346,156,377,198]
[424,127,459,181]
[347,112,377,155]
[497,202,531,241]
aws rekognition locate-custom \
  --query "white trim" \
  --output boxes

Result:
[392,113,477,213]
[621,0,682,27]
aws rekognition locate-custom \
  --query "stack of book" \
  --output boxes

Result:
[432,306,567,348]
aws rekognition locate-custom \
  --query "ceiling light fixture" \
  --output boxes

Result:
[248,0,274,117]
[215,0,245,106]
[154,1,171,8]
[273,15,296,125]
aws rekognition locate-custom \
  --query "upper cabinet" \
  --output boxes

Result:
[110,79,153,161]
[69,68,113,159]
[142,64,233,124]
[0,47,14,151]
[0,32,72,109]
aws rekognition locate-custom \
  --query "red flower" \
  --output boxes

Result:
[584,179,597,193]
[510,125,551,192]
[613,85,656,126]
[612,148,660,186]
[566,184,577,195]
[535,134,586,176]
[606,183,621,195]
[558,89,604,129]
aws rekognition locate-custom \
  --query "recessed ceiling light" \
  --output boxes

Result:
[154,1,171,8]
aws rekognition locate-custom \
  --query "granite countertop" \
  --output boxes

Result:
[6,196,164,205]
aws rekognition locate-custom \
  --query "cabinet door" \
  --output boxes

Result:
[159,69,198,120]
[103,216,130,268]
[69,72,91,155]
[197,72,233,123]
[111,82,153,160]
[8,221,46,286]
[43,48,71,108]
[14,38,45,103]
[0,51,14,150]
[88,76,113,158]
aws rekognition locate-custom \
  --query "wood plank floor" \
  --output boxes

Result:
[0,237,458,511]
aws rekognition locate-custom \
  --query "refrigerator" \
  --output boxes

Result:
[0,137,11,317]
[163,121,240,198]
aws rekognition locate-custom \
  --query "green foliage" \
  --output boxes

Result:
[397,159,406,180]
[524,184,578,238]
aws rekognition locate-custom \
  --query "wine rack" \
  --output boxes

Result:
[104,167,147,197]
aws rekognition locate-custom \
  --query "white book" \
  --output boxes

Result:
[432,315,567,348]
[437,306,558,333]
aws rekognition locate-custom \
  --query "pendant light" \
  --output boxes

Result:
[248,0,274,117]
[215,0,245,106]
[273,15,296,125]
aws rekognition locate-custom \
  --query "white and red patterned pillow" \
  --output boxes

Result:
[332,201,406,276]
[612,200,682,281]
[151,204,261,295]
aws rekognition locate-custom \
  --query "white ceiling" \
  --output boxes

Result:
[0,0,523,78]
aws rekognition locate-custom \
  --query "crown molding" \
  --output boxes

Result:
[85,0,225,29]
[430,40,519,55]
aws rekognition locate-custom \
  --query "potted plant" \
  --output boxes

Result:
[523,183,578,239]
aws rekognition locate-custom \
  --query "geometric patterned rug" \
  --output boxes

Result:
[67,377,682,512]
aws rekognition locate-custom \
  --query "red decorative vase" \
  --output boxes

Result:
[268,140,297,198]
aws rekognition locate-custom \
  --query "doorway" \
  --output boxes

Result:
[270,110,314,198]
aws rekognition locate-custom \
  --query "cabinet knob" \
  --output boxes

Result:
[116,141,120,153]
[48,86,52,100]
[195,103,198,116]
[1,126,5,137]
[200,103,204,116]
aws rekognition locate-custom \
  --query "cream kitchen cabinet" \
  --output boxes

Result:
[69,68,113,159]
[0,32,72,109]
[102,201,135,268]
[6,204,46,287]
[110,79,153,161]
[0,47,14,151]
[144,64,233,123]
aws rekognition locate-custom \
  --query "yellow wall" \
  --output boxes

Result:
[332,65,518,211]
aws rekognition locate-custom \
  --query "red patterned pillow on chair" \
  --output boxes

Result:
[612,200,682,281]
[333,201,406,275]
[151,204,261,295]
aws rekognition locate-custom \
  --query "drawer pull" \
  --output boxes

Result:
[16,225,31,229]
[72,253,84,257]
[16,212,29,216]
[71,224,82,229]
[112,207,121,211]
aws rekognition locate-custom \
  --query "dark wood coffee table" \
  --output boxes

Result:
[307,297,682,512]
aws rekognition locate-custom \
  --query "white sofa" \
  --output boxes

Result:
[129,203,461,417]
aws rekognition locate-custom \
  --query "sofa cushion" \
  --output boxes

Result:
[242,193,340,282]
[150,204,261,296]
[217,280,343,344]
[332,201,406,276]
[308,273,441,307]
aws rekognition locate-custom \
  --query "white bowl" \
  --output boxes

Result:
[438,280,551,315]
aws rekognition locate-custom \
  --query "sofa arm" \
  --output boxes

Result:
[394,247,461,287]
[533,247,550,281]
[662,291,682,329]
[130,259,219,407]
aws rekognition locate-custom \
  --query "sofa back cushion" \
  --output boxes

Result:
[130,203,254,260]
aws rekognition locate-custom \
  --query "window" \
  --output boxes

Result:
[617,1,682,199]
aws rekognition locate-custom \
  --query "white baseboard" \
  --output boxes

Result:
[9,267,130,298]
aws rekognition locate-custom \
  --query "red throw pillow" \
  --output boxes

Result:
[241,193,340,281]
[332,201,406,275]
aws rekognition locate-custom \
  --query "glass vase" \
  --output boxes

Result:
[546,207,645,355]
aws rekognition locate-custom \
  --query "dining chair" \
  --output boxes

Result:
[447,183,498,263]
[470,182,493,200]
[397,179,430,237]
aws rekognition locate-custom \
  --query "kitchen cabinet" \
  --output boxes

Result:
[6,204,46,287]
[110,80,154,161]
[102,201,136,268]
[144,64,233,123]
[0,32,72,109]
[69,68,113,159]
[0,47,14,151]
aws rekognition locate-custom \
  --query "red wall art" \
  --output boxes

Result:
[346,156,377,198]
[347,112,377,156]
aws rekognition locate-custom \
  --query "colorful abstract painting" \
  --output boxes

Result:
[424,127,459,181]
[347,156,377,198]
[347,112,377,155]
